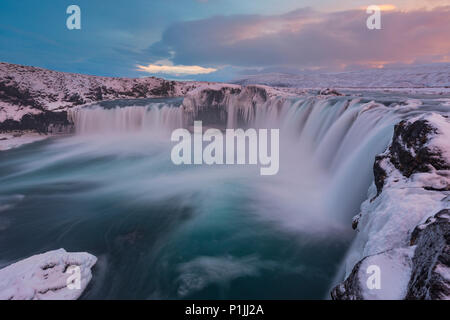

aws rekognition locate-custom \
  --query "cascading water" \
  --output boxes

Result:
[0,94,448,299]
[227,94,448,228]
[68,102,184,135]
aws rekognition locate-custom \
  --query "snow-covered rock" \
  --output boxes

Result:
[332,113,450,300]
[0,249,97,300]
[331,247,415,300]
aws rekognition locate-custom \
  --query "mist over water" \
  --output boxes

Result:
[0,94,448,299]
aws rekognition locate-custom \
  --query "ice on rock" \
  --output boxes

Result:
[332,247,415,300]
[0,249,97,300]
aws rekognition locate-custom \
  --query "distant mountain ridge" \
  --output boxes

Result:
[234,64,450,88]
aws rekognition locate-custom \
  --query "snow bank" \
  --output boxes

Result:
[0,249,97,300]
[333,113,450,300]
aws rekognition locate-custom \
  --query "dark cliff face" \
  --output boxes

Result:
[198,87,243,106]
[182,87,242,127]
[182,85,272,128]
[331,260,365,300]
[0,112,72,134]
[0,80,44,111]
[83,81,178,102]
[407,209,450,300]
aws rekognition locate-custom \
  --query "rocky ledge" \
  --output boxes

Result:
[332,113,450,300]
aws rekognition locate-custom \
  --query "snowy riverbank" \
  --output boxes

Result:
[332,113,450,300]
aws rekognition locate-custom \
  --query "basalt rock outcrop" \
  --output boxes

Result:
[0,111,72,134]
[374,117,450,196]
[406,209,450,300]
[181,84,287,127]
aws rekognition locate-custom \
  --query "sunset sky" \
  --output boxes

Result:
[0,0,448,81]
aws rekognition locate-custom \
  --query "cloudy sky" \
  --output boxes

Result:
[0,0,449,81]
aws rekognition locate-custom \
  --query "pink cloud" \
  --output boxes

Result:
[147,6,450,70]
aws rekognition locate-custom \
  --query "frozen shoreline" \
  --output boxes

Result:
[0,131,49,151]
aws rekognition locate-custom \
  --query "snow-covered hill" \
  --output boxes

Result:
[235,64,450,89]
[0,62,204,123]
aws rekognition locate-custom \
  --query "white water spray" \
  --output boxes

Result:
[66,95,444,234]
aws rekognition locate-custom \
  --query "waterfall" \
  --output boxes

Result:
[68,103,184,135]
[66,94,446,226]
[226,95,448,225]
